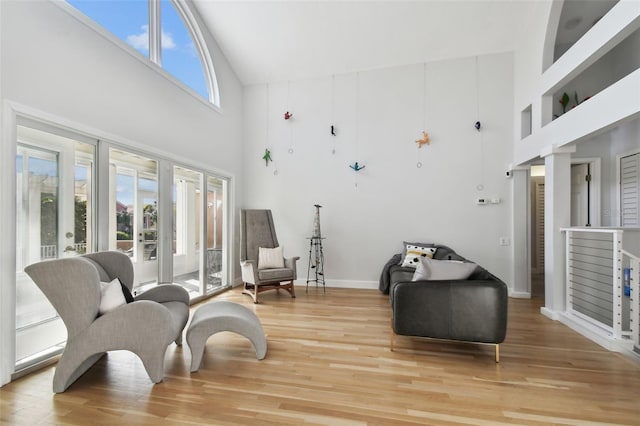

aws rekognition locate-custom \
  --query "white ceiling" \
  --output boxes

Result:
[193,1,538,86]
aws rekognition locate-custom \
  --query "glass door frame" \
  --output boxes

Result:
[170,163,232,302]
[0,108,234,386]
[13,117,98,373]
[205,173,230,297]
[102,145,233,297]
[107,147,161,290]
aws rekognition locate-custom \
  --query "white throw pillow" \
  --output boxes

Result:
[401,245,437,268]
[258,246,285,269]
[99,278,127,315]
[412,257,477,281]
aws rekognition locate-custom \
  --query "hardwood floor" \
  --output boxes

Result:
[2,286,640,425]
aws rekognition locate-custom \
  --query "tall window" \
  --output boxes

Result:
[67,0,218,105]
[15,123,95,370]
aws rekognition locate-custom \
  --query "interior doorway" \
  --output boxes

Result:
[530,165,545,299]
[571,158,600,227]
[529,158,601,300]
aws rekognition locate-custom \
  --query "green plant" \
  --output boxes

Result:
[559,92,570,113]
[116,231,131,240]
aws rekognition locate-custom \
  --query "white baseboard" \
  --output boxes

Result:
[509,290,531,299]
[294,279,378,290]
[558,312,635,353]
[237,280,535,296]
[540,307,559,320]
[235,278,379,290]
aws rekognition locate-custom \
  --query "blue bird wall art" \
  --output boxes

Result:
[349,162,365,171]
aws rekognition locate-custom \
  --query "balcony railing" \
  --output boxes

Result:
[40,243,87,260]
[562,228,640,351]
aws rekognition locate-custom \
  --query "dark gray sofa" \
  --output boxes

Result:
[379,245,508,362]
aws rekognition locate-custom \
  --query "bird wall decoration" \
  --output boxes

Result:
[475,121,481,131]
[349,162,365,171]
[331,125,337,136]
[284,111,293,120]
[415,131,430,148]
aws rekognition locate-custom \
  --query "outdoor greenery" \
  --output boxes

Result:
[75,197,87,246]
[39,195,88,251]
[40,194,57,246]
[117,208,132,240]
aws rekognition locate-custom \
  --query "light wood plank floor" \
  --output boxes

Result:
[2,286,640,425]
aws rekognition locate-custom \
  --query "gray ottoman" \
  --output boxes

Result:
[186,301,267,372]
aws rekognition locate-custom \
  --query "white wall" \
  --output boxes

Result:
[574,118,640,225]
[0,0,244,268]
[512,0,640,320]
[0,0,244,385]
[1,1,243,170]
[243,53,514,288]
[513,1,640,165]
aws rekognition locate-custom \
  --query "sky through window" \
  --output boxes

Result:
[68,0,210,101]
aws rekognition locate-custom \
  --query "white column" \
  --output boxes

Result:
[511,168,530,297]
[97,142,113,253]
[0,105,17,387]
[542,146,575,317]
[157,160,173,284]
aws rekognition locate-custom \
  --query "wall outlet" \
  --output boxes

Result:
[499,237,510,246]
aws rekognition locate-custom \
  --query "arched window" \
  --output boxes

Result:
[67,0,219,106]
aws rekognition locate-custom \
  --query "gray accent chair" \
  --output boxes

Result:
[24,251,190,393]
[240,209,299,303]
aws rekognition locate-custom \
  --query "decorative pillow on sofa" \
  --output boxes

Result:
[99,278,127,315]
[258,246,284,269]
[401,241,434,254]
[400,244,437,268]
[412,257,477,281]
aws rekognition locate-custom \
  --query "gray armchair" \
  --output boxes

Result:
[240,209,299,303]
[24,251,189,393]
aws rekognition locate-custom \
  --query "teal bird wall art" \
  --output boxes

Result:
[349,162,365,171]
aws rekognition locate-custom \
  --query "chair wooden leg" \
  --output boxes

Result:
[495,344,500,363]
[289,280,296,298]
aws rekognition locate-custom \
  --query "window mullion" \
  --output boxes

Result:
[149,0,161,65]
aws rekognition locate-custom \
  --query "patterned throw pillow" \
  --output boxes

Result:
[400,244,437,268]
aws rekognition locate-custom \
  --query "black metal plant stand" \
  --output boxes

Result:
[306,236,325,293]
[306,204,325,293]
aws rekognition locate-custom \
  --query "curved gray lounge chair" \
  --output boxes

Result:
[25,251,189,393]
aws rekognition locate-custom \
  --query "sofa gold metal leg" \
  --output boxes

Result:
[495,344,500,363]
[390,321,395,352]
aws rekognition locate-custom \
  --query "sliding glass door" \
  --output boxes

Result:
[109,148,158,291]
[15,124,94,368]
[12,119,230,374]
[206,175,227,295]
[172,166,203,296]
[172,169,229,297]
